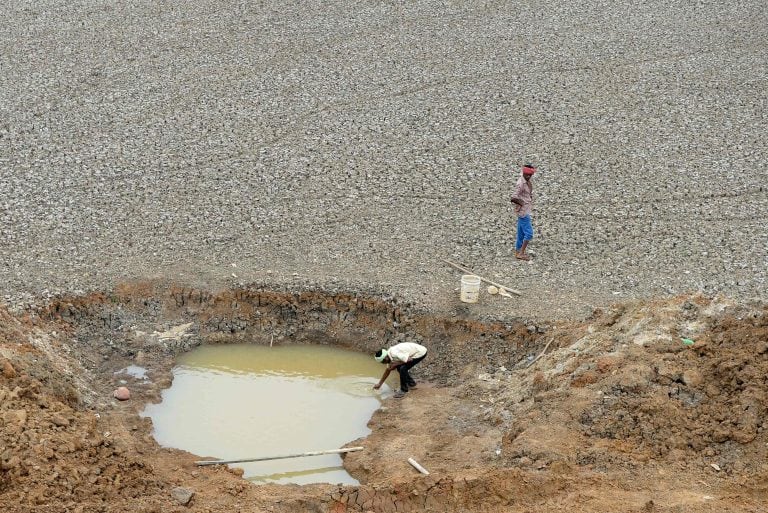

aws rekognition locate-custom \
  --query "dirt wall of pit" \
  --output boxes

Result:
[40,282,546,395]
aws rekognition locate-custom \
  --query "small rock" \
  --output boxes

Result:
[682,369,703,387]
[51,414,70,427]
[4,409,27,426]
[1,455,21,470]
[134,350,147,364]
[113,387,131,401]
[171,487,194,506]
[2,359,16,379]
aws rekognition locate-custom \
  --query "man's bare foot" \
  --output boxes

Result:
[516,252,531,261]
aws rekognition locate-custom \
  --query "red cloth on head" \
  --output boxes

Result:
[522,165,536,175]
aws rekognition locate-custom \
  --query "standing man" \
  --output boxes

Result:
[510,163,536,260]
[373,341,427,398]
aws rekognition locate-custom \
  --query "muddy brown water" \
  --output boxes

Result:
[142,344,391,485]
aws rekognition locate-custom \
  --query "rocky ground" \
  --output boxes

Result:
[0,285,767,512]
[1,0,766,321]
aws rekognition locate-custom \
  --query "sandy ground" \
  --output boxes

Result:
[1,284,766,512]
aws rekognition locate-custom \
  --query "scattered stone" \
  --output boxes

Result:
[1,359,16,379]
[4,409,28,426]
[134,351,147,364]
[682,369,703,387]
[113,387,131,401]
[171,486,194,506]
[228,467,245,477]
[51,414,70,427]
[1,455,21,470]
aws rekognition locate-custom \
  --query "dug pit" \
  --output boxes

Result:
[1,282,767,512]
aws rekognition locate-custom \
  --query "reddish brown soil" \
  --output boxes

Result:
[1,284,766,512]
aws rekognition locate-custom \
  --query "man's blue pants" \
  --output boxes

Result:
[515,215,534,251]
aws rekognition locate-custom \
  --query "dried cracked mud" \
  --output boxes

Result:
[1,283,767,512]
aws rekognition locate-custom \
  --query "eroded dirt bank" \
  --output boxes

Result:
[1,282,767,512]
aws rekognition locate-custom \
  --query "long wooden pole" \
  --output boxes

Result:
[526,337,554,368]
[442,259,521,296]
[195,447,364,466]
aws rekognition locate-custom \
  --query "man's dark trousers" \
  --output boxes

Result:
[397,353,426,392]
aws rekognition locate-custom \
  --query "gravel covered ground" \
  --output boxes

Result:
[1,0,766,319]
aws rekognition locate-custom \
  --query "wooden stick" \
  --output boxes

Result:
[408,457,430,475]
[526,337,554,368]
[195,447,363,466]
[442,259,521,296]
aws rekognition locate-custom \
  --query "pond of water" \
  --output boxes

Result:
[142,344,391,485]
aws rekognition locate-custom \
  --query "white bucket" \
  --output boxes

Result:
[460,274,481,303]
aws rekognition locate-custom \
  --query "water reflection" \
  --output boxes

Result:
[142,344,389,485]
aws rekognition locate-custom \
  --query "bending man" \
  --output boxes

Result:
[373,341,428,398]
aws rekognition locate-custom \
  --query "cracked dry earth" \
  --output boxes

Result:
[1,283,767,513]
